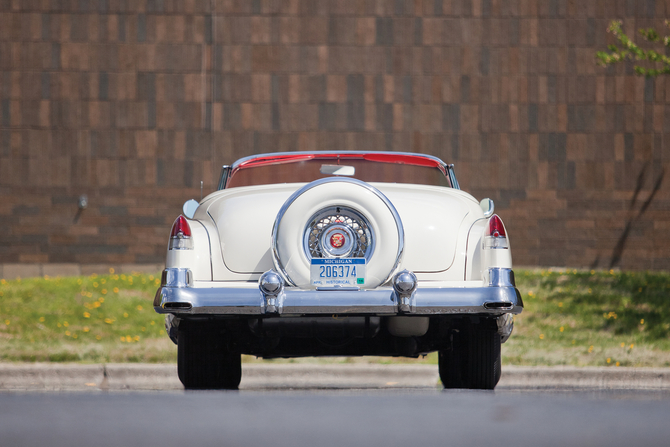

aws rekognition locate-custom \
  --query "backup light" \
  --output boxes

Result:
[483,214,508,249]
[169,215,193,250]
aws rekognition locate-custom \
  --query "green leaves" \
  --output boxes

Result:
[596,20,670,77]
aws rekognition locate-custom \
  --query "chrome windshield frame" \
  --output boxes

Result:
[216,151,459,190]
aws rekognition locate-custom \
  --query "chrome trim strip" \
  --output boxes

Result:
[217,165,231,190]
[154,285,523,316]
[447,164,460,190]
[271,177,405,288]
[230,151,449,171]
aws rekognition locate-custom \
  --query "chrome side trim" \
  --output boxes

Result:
[154,284,523,316]
[271,177,405,288]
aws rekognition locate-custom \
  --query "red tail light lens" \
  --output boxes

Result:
[170,216,192,238]
[487,215,506,238]
[483,214,508,249]
[169,215,193,250]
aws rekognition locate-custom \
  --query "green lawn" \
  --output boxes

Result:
[1,269,669,366]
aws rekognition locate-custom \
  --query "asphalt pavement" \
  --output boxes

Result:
[2,363,670,446]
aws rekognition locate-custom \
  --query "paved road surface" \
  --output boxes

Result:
[1,388,670,447]
[2,364,670,446]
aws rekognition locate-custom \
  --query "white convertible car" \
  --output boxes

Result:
[154,152,523,390]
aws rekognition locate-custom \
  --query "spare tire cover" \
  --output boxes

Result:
[272,177,404,289]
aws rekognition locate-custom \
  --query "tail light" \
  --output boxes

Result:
[169,215,193,250]
[483,214,508,249]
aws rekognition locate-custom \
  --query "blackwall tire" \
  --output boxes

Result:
[272,178,404,289]
[463,328,501,390]
[177,324,241,390]
[438,326,501,390]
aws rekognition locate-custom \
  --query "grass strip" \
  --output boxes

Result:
[0,269,669,366]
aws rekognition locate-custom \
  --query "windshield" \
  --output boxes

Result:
[225,157,453,189]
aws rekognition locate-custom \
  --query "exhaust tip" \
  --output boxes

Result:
[164,302,192,311]
[484,301,513,310]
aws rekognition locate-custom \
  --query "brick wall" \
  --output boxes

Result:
[1,0,669,272]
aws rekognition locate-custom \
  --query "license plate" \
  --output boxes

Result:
[310,258,365,287]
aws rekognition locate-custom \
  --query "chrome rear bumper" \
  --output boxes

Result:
[154,269,523,317]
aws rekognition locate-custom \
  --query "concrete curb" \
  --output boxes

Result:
[1,363,670,391]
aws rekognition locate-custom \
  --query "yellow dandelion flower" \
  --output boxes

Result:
[90,274,98,279]
[4,319,10,325]
[43,275,50,280]
[558,302,563,307]
[572,269,577,274]
[141,327,146,331]
[133,335,140,342]
[83,327,90,332]
[629,344,634,349]
[87,292,93,298]
[63,321,69,327]
[154,279,160,286]
[83,312,90,318]
[121,274,126,280]
[0,279,6,285]
[559,326,564,332]
[96,335,101,340]
[616,361,620,366]
[57,322,62,327]
[120,336,126,342]
[150,321,155,325]
[101,289,107,295]
[73,334,78,339]
[620,342,625,348]
[113,275,119,280]
[123,312,129,318]
[65,331,71,336]
[93,301,101,308]
[588,345,594,353]
[81,291,87,297]
[39,317,45,322]
[528,291,534,297]
[607,358,611,364]
[101,279,106,284]
[126,334,131,341]
[609,269,614,275]
[149,275,154,281]
[590,270,595,275]
[93,282,99,288]
[99,298,104,303]
[109,268,115,274]
[640,319,644,325]
[136,305,143,311]
[588,288,592,294]
[539,334,545,340]
[104,318,114,324]
[572,340,576,344]
[113,287,119,293]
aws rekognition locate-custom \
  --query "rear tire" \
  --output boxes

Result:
[177,323,242,390]
[438,326,501,390]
